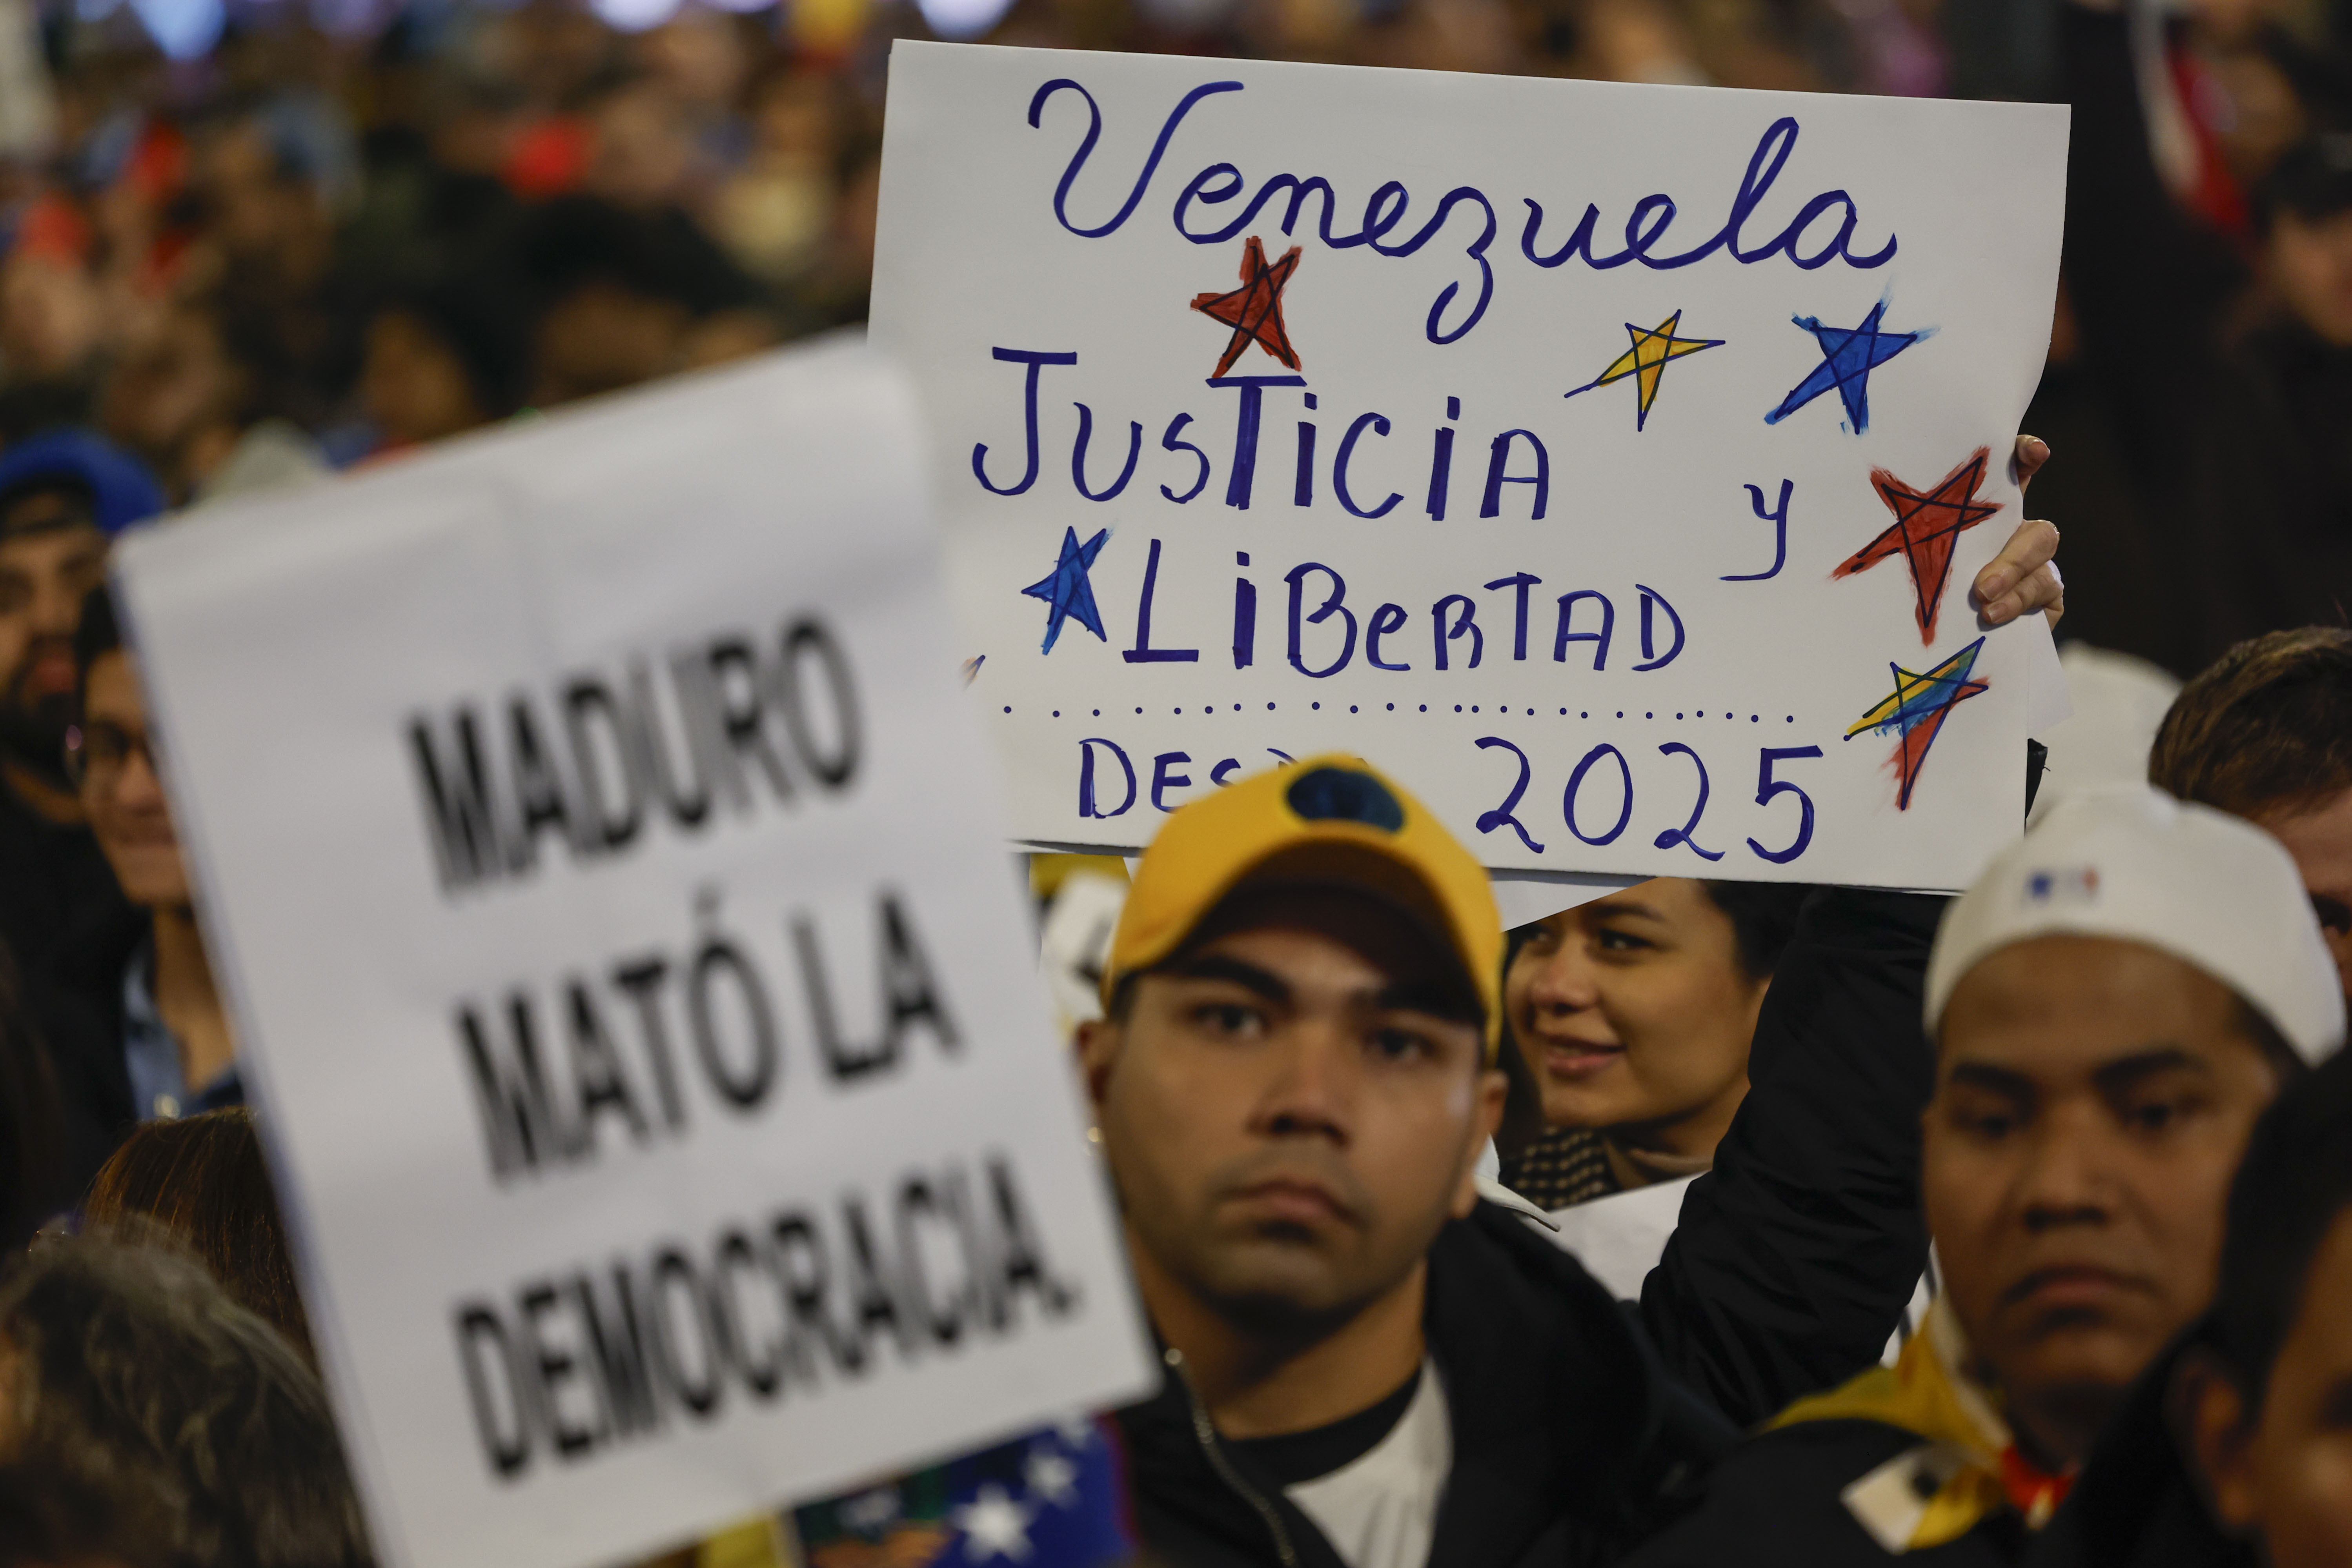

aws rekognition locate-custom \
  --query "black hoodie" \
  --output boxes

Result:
[1108,1199,1733,1568]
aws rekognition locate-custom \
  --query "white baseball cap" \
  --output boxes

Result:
[1926,785,2346,1064]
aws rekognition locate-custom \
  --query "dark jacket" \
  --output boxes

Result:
[2032,1340,2255,1568]
[0,781,124,985]
[1621,1417,2034,1568]
[45,901,147,1136]
[1628,1340,2260,1568]
[1642,890,1947,1429]
[1110,1200,1732,1568]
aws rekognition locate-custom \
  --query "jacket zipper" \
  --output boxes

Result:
[1165,1347,1300,1568]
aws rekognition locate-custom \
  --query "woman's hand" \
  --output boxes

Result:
[1972,435,2064,631]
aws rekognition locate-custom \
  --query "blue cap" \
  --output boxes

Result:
[0,430,166,537]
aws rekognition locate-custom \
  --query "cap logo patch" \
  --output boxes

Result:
[1286,768,1405,833]
[2024,866,2100,906]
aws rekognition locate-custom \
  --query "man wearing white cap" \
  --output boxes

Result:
[1626,786,2344,1567]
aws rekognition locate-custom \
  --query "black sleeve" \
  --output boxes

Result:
[1615,1421,1929,1568]
[1637,890,1945,1429]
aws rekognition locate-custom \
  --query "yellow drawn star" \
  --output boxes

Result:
[1563,310,1726,431]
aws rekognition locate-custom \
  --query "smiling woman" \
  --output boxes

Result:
[1495,879,1811,1209]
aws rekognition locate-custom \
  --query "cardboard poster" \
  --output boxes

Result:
[112,340,1154,1568]
[872,44,2069,888]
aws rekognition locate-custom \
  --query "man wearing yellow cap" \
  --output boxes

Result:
[1085,755,1720,1568]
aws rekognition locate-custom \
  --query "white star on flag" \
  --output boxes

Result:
[838,1485,902,1533]
[1025,1446,1080,1509]
[953,1483,1036,1562]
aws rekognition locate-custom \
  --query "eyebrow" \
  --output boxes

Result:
[1945,1061,2035,1098]
[1586,899,1664,923]
[1164,955,1476,1025]
[1373,979,1482,1025]
[2091,1048,2210,1096]
[1165,953,1291,1005]
[1947,1048,2213,1100]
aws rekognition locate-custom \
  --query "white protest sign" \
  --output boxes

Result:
[112,339,1154,1568]
[871,44,2068,889]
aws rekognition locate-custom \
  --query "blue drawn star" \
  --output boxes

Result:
[1023,526,1110,654]
[1765,297,1935,433]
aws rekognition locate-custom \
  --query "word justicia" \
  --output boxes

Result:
[1026,80,1897,344]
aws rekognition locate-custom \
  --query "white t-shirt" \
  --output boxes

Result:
[1283,1361,1452,1568]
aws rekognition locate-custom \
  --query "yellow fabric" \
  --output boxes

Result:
[1770,1309,2010,1551]
[1029,853,1130,902]
[1102,754,1504,1057]
[696,1515,794,1568]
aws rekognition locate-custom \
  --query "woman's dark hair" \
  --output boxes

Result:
[1698,880,1815,982]
[0,1233,374,1568]
[83,1108,314,1364]
[2206,1047,2352,1409]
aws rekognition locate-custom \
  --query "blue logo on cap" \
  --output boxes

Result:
[1286,768,1405,833]
[2025,866,2101,905]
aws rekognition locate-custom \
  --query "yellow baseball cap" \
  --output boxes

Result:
[1101,755,1504,1057]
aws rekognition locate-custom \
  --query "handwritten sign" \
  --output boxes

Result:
[871,44,2068,888]
[111,340,1153,1568]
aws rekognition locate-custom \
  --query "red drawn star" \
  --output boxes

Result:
[1192,236,1302,379]
[1833,446,2004,644]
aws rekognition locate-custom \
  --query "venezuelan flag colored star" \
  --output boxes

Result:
[1835,447,2004,645]
[1847,636,1990,810]
[1192,236,1303,380]
[1562,310,1725,431]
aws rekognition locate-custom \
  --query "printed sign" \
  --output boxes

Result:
[871,44,2069,888]
[112,340,1153,1568]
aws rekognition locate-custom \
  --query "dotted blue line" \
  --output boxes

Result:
[1004,705,1802,723]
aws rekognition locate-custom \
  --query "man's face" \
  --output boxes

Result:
[1925,935,2281,1446]
[2260,788,2352,1005]
[0,498,107,749]
[2195,1209,2352,1568]
[1080,890,1503,1335]
[2270,207,2352,350]
[80,649,188,909]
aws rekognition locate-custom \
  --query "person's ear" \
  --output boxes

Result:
[2172,1348,2262,1534]
[1074,1017,1120,1117]
[1451,1065,1510,1219]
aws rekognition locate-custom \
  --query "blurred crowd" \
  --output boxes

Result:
[0,0,2347,653]
[0,0,891,483]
